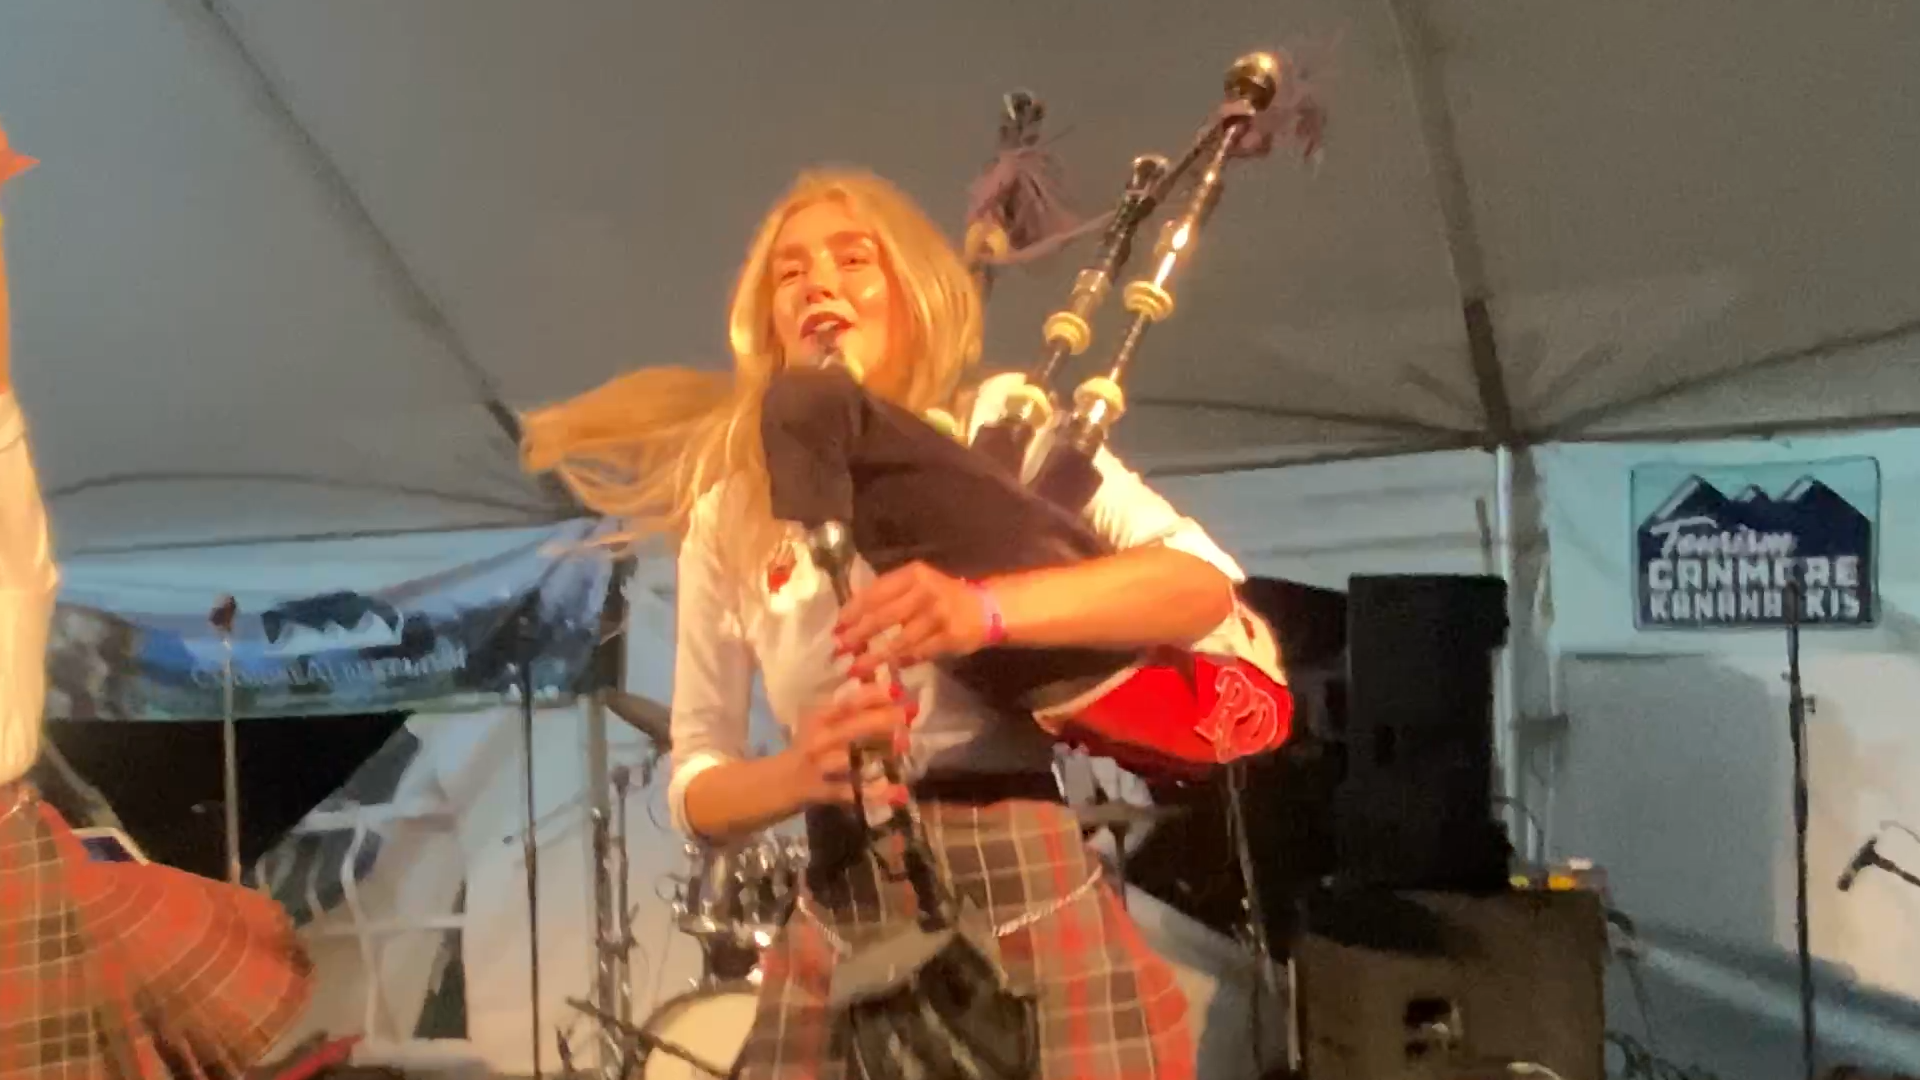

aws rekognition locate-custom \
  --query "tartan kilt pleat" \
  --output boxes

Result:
[0,787,313,1080]
[732,796,1195,1080]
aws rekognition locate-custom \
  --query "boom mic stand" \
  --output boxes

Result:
[1840,830,1920,894]
[1785,571,1817,1080]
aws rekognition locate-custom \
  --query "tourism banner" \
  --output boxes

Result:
[1631,457,1878,631]
[47,521,619,720]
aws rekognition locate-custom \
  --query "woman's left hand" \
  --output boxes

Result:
[834,562,991,679]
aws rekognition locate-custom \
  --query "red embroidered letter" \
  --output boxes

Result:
[1197,665,1281,762]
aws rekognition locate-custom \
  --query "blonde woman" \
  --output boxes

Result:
[523,169,1252,1079]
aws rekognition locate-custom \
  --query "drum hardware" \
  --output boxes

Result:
[567,687,672,1080]
[1074,785,1188,914]
[669,833,808,983]
[1072,797,1187,833]
[567,995,744,1080]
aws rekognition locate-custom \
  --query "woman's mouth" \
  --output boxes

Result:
[799,311,852,340]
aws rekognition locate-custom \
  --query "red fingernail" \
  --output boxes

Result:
[888,787,909,808]
[889,683,904,701]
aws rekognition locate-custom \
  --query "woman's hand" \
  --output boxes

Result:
[834,561,991,680]
[783,681,915,809]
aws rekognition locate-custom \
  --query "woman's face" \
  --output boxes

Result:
[768,199,905,396]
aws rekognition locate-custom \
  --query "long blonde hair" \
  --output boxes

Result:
[520,168,983,577]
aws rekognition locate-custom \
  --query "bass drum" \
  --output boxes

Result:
[636,981,761,1080]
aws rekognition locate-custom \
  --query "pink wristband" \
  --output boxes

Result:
[973,582,1007,646]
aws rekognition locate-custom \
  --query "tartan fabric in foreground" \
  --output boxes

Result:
[735,795,1195,1080]
[0,786,313,1079]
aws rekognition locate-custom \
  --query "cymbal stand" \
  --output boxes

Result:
[611,762,644,1026]
[575,736,657,1078]
[1086,776,1131,913]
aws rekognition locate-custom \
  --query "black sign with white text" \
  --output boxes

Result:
[1631,458,1878,630]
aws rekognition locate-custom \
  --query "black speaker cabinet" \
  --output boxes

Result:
[1337,575,1510,891]
[1295,888,1606,1080]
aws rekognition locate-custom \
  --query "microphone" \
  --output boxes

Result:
[1838,835,1881,892]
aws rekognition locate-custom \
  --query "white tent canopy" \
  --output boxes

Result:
[2,1,1916,555]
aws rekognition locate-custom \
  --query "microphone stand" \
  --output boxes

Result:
[1785,572,1816,1080]
[209,597,244,887]
[1866,856,1920,892]
[513,597,545,1080]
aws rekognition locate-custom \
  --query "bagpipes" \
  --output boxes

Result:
[766,51,1328,784]
[777,53,1328,1080]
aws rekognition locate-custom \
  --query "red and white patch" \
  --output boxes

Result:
[766,540,797,595]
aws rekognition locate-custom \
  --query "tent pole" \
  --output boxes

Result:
[1492,446,1526,862]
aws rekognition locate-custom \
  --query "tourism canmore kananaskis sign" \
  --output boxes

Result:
[1631,457,1878,630]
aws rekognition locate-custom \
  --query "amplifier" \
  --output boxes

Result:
[1295,888,1606,1080]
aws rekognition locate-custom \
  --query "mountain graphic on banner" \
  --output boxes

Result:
[1644,476,1869,543]
[262,591,407,655]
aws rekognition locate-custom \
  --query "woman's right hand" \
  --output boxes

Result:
[784,681,914,810]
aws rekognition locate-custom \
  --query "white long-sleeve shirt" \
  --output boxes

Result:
[664,372,1255,835]
[0,390,56,785]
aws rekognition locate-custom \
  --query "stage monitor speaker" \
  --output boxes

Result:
[1294,888,1606,1080]
[1336,574,1510,891]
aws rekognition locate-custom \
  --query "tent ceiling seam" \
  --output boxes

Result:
[1133,395,1473,437]
[1385,0,1517,447]
[65,516,582,559]
[175,0,578,513]
[1542,314,1920,438]
[46,469,550,517]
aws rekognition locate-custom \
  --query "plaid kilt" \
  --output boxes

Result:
[734,795,1195,1080]
[0,786,314,1079]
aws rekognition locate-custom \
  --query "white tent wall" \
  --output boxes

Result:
[1539,432,1920,1075]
